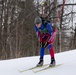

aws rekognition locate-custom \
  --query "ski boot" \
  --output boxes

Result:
[37,58,43,67]
[49,57,56,67]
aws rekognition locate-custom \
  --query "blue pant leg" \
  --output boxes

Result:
[40,47,45,59]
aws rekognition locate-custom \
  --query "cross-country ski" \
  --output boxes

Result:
[18,64,48,73]
[33,63,64,73]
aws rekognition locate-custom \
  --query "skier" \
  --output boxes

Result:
[34,16,56,67]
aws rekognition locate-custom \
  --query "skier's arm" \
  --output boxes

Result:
[46,23,53,42]
[34,25,41,42]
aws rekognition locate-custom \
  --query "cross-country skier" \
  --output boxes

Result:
[34,16,56,67]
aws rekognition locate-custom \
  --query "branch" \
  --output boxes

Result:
[46,3,76,19]
[58,3,76,7]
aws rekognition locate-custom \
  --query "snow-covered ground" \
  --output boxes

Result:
[0,49,76,75]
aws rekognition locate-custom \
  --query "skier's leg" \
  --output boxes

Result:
[40,47,44,59]
[37,47,44,66]
[47,44,56,66]
[49,46,55,58]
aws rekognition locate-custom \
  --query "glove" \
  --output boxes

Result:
[40,42,48,48]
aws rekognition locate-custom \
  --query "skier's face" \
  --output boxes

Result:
[36,23,41,28]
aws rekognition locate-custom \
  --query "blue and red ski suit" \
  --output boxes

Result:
[34,22,56,59]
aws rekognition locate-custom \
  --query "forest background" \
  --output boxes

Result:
[0,0,76,60]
